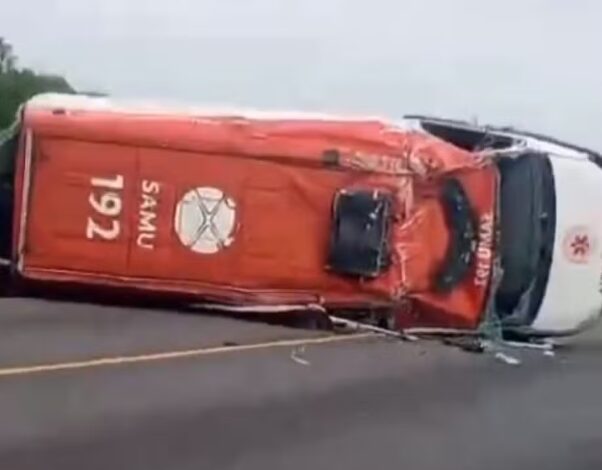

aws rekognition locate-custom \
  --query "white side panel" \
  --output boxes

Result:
[532,156,602,332]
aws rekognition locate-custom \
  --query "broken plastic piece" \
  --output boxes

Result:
[291,346,311,366]
[502,340,554,351]
[494,351,521,366]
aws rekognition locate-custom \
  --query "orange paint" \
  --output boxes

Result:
[11,99,497,328]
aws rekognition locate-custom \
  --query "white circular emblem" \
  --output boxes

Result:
[174,187,237,254]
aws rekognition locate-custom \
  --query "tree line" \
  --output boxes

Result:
[0,37,75,129]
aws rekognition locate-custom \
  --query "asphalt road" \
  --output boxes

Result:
[1,298,602,470]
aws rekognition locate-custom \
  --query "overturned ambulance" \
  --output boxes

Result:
[0,94,601,338]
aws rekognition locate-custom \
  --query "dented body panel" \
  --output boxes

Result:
[408,115,602,336]
[7,94,497,328]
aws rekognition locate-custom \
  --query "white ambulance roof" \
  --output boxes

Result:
[26,93,406,128]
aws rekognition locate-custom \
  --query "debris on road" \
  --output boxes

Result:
[328,313,559,366]
[502,340,554,351]
[291,346,311,366]
[442,336,486,354]
[494,351,522,366]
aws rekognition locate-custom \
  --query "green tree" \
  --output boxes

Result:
[0,37,75,129]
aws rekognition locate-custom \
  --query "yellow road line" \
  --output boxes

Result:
[0,333,374,378]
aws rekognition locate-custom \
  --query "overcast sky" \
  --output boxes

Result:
[2,0,601,148]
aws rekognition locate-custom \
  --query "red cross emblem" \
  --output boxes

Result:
[563,226,596,264]
[570,235,590,257]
